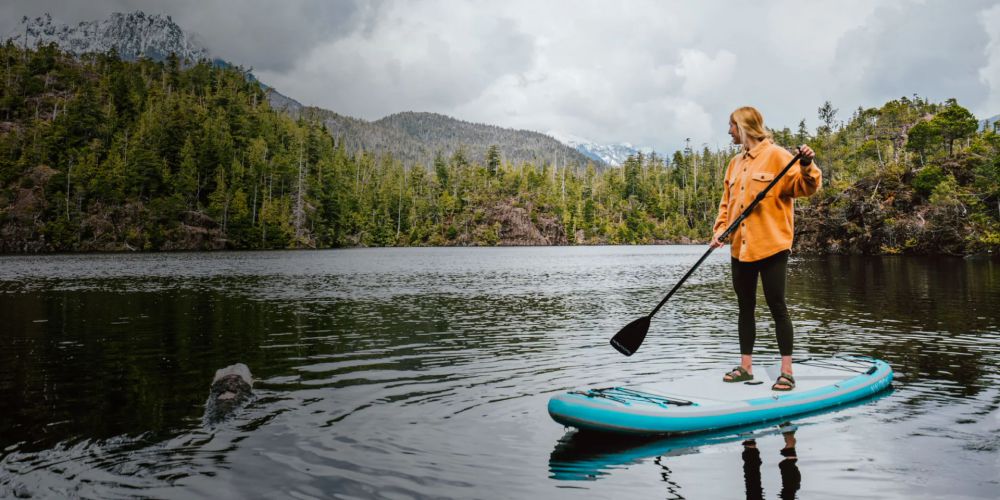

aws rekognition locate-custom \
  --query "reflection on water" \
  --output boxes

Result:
[0,248,998,498]
[742,428,801,500]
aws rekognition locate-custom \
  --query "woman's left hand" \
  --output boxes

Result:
[797,145,815,166]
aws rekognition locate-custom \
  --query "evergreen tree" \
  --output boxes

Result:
[931,99,978,155]
[433,151,448,188]
[905,121,939,165]
[485,144,500,177]
[817,100,838,135]
[796,119,809,145]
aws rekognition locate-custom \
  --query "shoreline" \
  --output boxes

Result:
[0,242,994,259]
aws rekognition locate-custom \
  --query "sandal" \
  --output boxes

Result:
[772,373,796,391]
[723,366,753,383]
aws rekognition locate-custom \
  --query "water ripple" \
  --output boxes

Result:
[1,248,999,498]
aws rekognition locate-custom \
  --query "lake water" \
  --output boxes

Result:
[1,246,998,499]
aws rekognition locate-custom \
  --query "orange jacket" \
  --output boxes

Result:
[713,140,822,262]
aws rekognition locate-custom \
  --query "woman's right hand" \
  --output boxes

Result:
[710,233,724,248]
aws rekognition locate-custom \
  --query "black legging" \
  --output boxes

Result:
[731,250,792,356]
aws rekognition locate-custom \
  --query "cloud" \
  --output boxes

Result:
[980,4,1000,116]
[0,0,365,73]
[256,1,537,119]
[830,0,995,119]
[3,0,998,153]
[676,49,737,98]
[169,0,366,73]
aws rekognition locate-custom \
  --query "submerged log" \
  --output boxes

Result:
[204,363,254,424]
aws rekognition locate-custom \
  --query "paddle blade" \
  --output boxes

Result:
[610,316,651,356]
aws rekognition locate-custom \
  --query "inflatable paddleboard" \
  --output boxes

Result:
[549,387,893,481]
[548,355,892,435]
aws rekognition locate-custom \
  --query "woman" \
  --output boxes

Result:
[710,106,821,391]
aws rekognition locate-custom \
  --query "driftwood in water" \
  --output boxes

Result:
[204,363,253,424]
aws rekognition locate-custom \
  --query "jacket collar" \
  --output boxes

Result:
[743,140,770,159]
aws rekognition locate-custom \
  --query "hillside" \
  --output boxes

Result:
[10,11,600,171]
[297,107,600,169]
[0,41,997,254]
[0,43,718,252]
[791,98,1000,256]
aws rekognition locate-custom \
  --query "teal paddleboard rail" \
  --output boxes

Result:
[548,356,893,435]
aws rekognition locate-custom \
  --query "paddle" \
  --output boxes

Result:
[610,148,809,356]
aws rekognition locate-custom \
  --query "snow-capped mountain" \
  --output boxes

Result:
[547,131,653,167]
[9,11,305,112]
[8,10,608,168]
[10,12,208,62]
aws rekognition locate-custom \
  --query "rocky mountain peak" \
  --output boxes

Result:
[10,11,209,62]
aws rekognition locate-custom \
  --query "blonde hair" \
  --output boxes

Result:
[730,106,773,150]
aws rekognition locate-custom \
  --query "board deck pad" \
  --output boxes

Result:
[548,356,892,435]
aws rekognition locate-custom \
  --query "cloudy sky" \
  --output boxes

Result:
[3,0,999,154]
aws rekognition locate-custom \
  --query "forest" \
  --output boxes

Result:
[1,42,997,254]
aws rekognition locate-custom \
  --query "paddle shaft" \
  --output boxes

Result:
[647,151,805,318]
